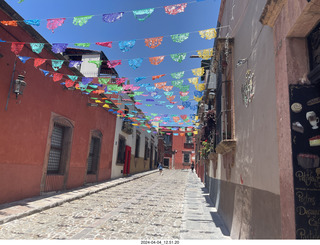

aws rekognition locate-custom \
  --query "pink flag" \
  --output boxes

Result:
[47,18,66,33]
[107,60,122,68]
[96,42,112,48]
[164,3,187,15]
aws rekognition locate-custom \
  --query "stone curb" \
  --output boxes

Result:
[0,170,158,225]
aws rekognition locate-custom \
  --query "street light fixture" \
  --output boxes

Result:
[14,75,27,99]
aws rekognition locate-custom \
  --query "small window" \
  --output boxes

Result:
[163,133,172,145]
[135,133,140,157]
[117,136,126,164]
[87,137,101,174]
[47,124,65,174]
[184,153,190,163]
[185,134,193,143]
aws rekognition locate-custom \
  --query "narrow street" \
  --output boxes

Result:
[0,170,230,240]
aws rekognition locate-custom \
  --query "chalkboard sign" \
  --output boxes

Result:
[289,84,320,239]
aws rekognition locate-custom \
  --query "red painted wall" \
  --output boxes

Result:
[161,129,195,170]
[0,9,116,204]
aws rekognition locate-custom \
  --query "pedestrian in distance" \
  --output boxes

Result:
[191,162,194,173]
[158,162,163,175]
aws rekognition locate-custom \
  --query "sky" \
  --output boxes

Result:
[5,0,221,127]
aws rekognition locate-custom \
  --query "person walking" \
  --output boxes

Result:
[191,162,194,173]
[158,162,163,175]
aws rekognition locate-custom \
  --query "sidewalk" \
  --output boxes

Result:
[0,170,158,225]
[180,170,231,239]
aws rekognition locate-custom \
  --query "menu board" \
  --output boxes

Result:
[289,84,320,239]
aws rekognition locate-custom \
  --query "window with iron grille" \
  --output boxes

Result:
[47,123,65,174]
[215,50,233,146]
[185,134,193,143]
[184,153,190,163]
[117,136,126,164]
[87,137,101,174]
[135,133,140,157]
[144,139,148,160]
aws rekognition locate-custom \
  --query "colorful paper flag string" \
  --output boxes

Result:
[145,36,163,49]
[1,20,18,26]
[180,85,189,92]
[102,12,124,23]
[68,75,78,81]
[65,80,75,88]
[75,43,91,47]
[152,74,166,80]
[34,58,46,68]
[24,19,40,26]
[107,60,122,68]
[149,56,165,65]
[119,40,136,52]
[135,77,146,83]
[170,53,186,63]
[132,8,155,21]
[69,60,82,68]
[52,43,68,53]
[164,3,188,15]
[180,95,190,102]
[195,83,206,91]
[98,77,111,85]
[18,56,30,63]
[11,42,24,55]
[96,41,112,48]
[188,77,199,85]
[88,60,103,68]
[46,18,66,33]
[192,67,205,77]
[30,43,44,54]
[171,33,189,43]
[155,82,167,89]
[73,15,93,26]
[197,48,213,60]
[163,86,173,92]
[199,28,217,40]
[171,71,185,79]
[172,80,184,87]
[52,60,64,71]
[53,73,63,82]
[180,91,189,96]
[128,58,143,69]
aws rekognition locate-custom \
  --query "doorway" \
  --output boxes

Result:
[123,146,131,175]
[164,158,170,168]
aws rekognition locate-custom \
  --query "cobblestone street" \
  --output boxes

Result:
[0,170,229,240]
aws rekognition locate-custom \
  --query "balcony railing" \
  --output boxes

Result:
[121,120,133,135]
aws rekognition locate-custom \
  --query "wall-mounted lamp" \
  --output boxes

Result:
[208,89,215,100]
[14,75,26,99]
[236,58,247,68]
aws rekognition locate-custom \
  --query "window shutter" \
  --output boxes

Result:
[47,124,64,173]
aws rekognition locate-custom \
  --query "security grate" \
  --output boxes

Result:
[47,124,64,174]
[87,137,100,173]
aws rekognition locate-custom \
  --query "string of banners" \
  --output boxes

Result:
[14,47,214,72]
[17,56,207,107]
[9,2,207,33]
[1,27,217,58]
